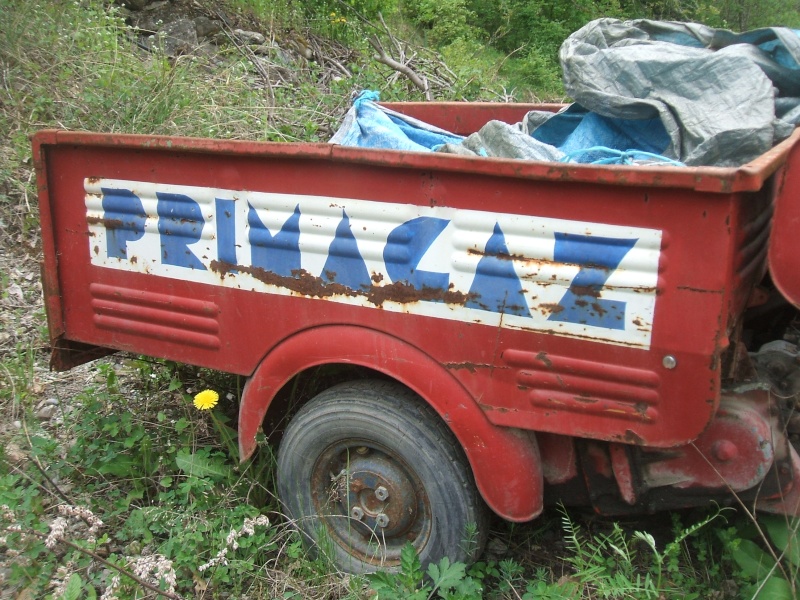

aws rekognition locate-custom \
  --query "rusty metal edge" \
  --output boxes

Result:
[34,117,800,197]
[32,131,65,344]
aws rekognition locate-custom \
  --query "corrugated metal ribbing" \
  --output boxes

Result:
[503,349,660,424]
[89,283,220,349]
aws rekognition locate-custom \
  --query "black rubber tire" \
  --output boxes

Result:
[276,379,488,574]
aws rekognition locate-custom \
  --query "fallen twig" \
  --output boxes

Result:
[368,34,431,100]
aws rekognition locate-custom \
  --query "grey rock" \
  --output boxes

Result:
[4,442,26,464]
[194,16,221,39]
[157,18,198,56]
[485,537,509,556]
[36,404,57,420]
[143,0,169,10]
[35,398,58,410]
[252,42,278,56]
[234,29,266,45]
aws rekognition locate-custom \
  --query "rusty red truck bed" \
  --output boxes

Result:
[33,102,800,571]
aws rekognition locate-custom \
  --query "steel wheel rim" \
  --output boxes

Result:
[310,439,432,566]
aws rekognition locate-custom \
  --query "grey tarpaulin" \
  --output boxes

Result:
[556,18,800,166]
[330,20,800,167]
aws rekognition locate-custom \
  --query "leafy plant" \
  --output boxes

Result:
[558,505,729,599]
[724,513,799,599]
[368,542,483,599]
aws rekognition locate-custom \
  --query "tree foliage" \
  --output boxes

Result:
[390,0,799,99]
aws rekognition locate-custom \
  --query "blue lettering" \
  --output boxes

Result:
[322,209,371,290]
[248,203,301,277]
[467,223,532,317]
[101,187,145,259]
[549,233,637,329]
[215,198,237,268]
[384,217,450,296]
[156,192,206,270]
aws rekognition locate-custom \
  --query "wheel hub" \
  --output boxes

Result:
[311,441,431,565]
[345,453,418,536]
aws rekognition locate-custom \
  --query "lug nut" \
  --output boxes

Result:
[351,507,364,520]
[374,486,389,501]
[375,513,390,528]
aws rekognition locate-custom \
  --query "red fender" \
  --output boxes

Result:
[239,325,543,522]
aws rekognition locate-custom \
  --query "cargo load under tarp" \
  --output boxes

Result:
[330,19,800,167]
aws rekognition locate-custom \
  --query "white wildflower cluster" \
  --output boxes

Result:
[45,504,105,549]
[134,554,178,594]
[100,574,121,600]
[198,515,270,572]
[100,553,178,600]
[0,505,14,522]
[45,517,68,549]
[58,504,104,543]
[4,512,23,557]
[0,504,16,552]
[48,563,75,598]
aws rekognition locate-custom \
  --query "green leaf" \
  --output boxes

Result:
[449,575,483,599]
[61,573,82,600]
[400,542,423,588]
[159,476,173,488]
[125,487,144,505]
[211,416,239,461]
[174,417,190,434]
[368,572,398,594]
[749,576,795,600]
[98,456,138,477]
[730,538,774,581]
[175,449,228,479]
[428,556,467,591]
[762,515,800,570]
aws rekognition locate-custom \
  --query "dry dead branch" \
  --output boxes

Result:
[368,34,431,100]
[365,13,457,100]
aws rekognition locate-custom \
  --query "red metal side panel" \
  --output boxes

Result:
[769,131,800,308]
[379,102,562,136]
[34,119,789,449]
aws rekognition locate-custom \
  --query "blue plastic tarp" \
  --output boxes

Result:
[330,20,800,167]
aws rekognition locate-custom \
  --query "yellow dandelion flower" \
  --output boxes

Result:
[194,389,219,411]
